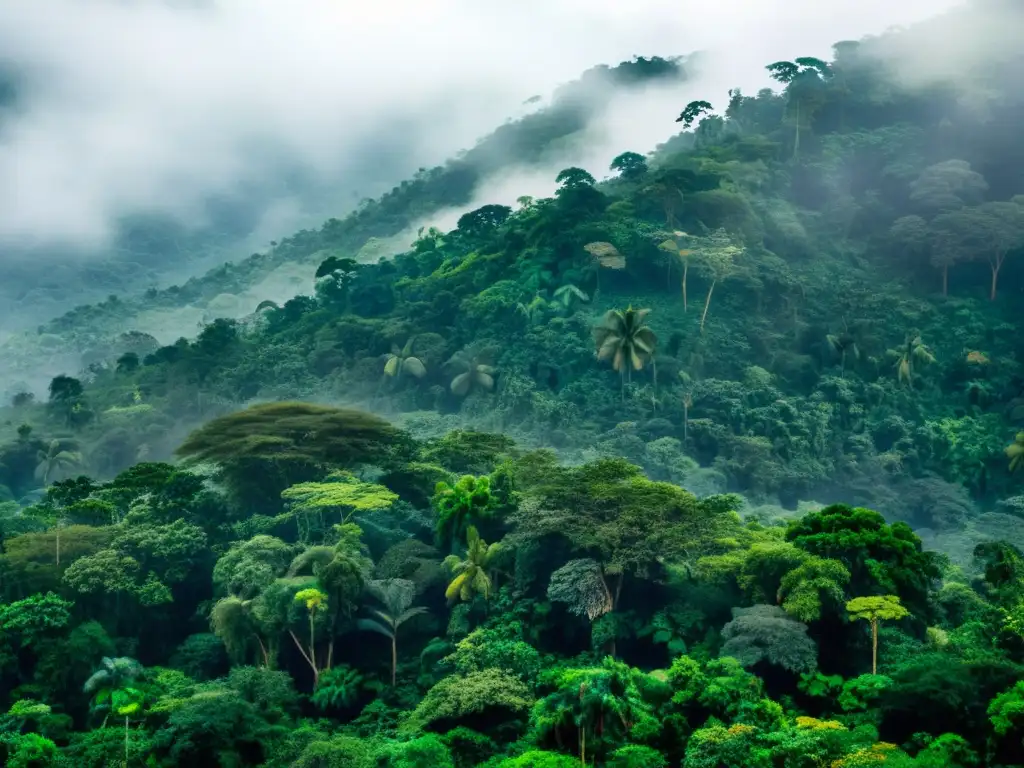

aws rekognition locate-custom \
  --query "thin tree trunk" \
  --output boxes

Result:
[871,619,878,675]
[793,99,801,157]
[125,715,129,767]
[55,524,60,566]
[391,635,397,687]
[326,639,334,672]
[255,634,269,668]
[990,258,1002,301]
[288,630,318,686]
[683,404,689,444]
[309,616,317,677]
[942,263,948,296]
[682,261,688,312]
[700,280,716,333]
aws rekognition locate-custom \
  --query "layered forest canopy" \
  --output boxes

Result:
[3,1,1024,765]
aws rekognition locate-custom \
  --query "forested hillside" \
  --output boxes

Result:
[2,1,1024,765]
[0,53,686,380]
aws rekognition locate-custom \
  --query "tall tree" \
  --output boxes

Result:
[675,100,714,129]
[693,230,744,332]
[657,232,695,311]
[846,596,909,674]
[609,151,648,180]
[765,57,832,156]
[592,307,657,397]
[176,402,407,512]
[357,579,428,686]
[84,656,144,766]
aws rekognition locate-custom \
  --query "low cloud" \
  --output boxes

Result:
[0,0,968,254]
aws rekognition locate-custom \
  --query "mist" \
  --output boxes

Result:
[0,0,972,256]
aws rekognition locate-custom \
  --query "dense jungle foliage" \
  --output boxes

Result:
[3,2,1024,765]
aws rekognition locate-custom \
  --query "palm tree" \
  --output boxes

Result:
[443,526,501,605]
[357,579,428,686]
[516,295,548,326]
[592,307,657,398]
[85,656,144,766]
[447,353,496,397]
[384,338,427,380]
[433,474,493,553]
[826,327,860,378]
[553,284,589,313]
[1006,432,1024,473]
[894,334,935,385]
[35,439,81,486]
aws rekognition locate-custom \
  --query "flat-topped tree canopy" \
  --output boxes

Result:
[175,402,410,512]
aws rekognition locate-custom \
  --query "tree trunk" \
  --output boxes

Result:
[700,280,716,333]
[682,261,688,312]
[683,405,689,444]
[391,635,397,688]
[255,634,269,668]
[990,259,1001,301]
[55,524,60,566]
[793,99,801,157]
[125,715,129,767]
[871,618,878,676]
[309,616,317,675]
[942,263,948,297]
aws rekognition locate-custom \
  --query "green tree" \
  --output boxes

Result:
[447,353,497,398]
[281,471,398,542]
[175,402,406,512]
[384,338,428,380]
[34,439,81,486]
[443,526,501,605]
[357,578,428,686]
[657,232,694,311]
[719,604,817,673]
[692,230,743,332]
[610,151,648,180]
[675,100,714,129]
[583,241,626,295]
[766,57,832,156]
[552,284,589,313]
[592,306,657,397]
[893,334,935,385]
[84,656,144,766]
[786,504,939,616]
[845,596,909,674]
[433,474,493,552]
[293,587,329,687]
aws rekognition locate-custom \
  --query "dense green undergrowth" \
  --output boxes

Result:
[3,2,1024,765]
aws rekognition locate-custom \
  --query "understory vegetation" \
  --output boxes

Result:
[3,2,1024,765]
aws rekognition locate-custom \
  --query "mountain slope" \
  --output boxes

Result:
[0,54,691,392]
[2,1,1024,557]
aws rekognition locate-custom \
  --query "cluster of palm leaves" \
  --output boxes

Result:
[446,353,496,397]
[592,306,658,397]
[357,578,428,687]
[443,526,500,604]
[383,338,427,380]
[893,334,936,385]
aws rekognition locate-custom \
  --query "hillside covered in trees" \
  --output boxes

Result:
[3,1,1024,765]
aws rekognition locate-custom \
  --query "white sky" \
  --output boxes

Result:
[0,0,969,250]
